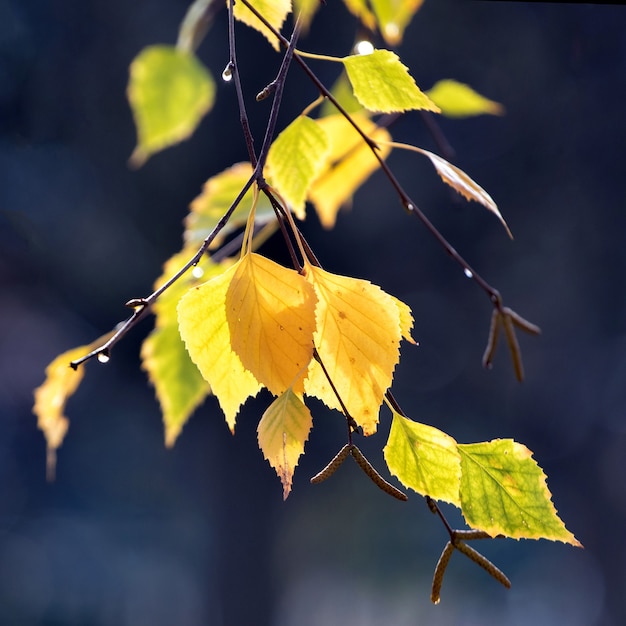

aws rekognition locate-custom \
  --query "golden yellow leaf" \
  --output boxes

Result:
[33,333,113,479]
[309,113,391,228]
[391,294,417,345]
[226,253,316,396]
[177,261,263,432]
[303,262,406,435]
[233,0,291,51]
[258,388,313,499]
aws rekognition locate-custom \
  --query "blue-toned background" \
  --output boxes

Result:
[1,1,625,624]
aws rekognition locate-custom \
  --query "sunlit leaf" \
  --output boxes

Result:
[33,332,113,479]
[303,261,406,435]
[177,261,263,432]
[342,0,376,30]
[266,116,331,219]
[413,147,512,238]
[320,71,364,117]
[391,294,417,344]
[185,163,275,248]
[370,0,424,45]
[128,45,215,167]
[384,411,461,505]
[309,113,391,228]
[176,0,217,54]
[342,49,439,114]
[426,79,504,118]
[458,439,582,545]
[233,0,291,51]
[141,249,221,446]
[294,0,321,31]
[258,388,313,499]
[226,253,317,396]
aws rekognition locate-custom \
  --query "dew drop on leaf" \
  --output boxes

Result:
[222,63,233,82]
[464,268,473,279]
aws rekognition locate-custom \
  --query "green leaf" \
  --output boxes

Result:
[320,71,363,117]
[128,45,215,167]
[185,163,275,248]
[342,49,439,114]
[370,0,424,45]
[458,439,582,545]
[258,389,313,499]
[266,116,331,219]
[384,411,461,505]
[426,79,504,118]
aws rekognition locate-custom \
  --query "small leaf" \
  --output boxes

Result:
[303,262,406,435]
[370,0,425,46]
[185,163,275,248]
[226,253,317,396]
[426,79,504,118]
[458,439,582,546]
[177,261,263,432]
[128,45,215,167]
[309,113,391,228]
[342,0,376,30]
[414,147,512,238]
[233,0,291,51]
[258,388,313,499]
[266,116,331,219]
[342,49,440,114]
[384,411,461,505]
[391,295,417,345]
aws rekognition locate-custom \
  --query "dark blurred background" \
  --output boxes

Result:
[1,0,625,624]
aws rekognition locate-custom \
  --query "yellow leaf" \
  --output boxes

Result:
[303,262,406,435]
[426,79,504,118]
[342,0,376,30]
[226,253,317,396]
[266,116,331,219]
[370,0,425,46]
[33,333,113,479]
[308,114,391,228]
[414,147,513,238]
[258,388,313,499]
[293,0,321,31]
[177,261,263,432]
[391,294,417,345]
[233,0,291,51]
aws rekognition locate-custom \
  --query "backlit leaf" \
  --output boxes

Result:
[233,0,291,51]
[303,261,405,435]
[226,253,317,396]
[128,45,215,167]
[370,0,424,45]
[391,294,417,344]
[141,249,219,446]
[185,163,275,248]
[414,147,512,238]
[177,261,263,432]
[342,49,439,114]
[309,113,391,228]
[266,116,331,219]
[342,0,376,30]
[426,79,504,118]
[294,0,321,31]
[258,388,313,499]
[384,411,461,505]
[320,71,363,117]
[458,439,582,545]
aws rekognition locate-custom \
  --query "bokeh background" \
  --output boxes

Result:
[1,0,625,624]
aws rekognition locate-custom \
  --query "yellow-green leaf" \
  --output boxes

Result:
[426,79,504,118]
[342,49,439,114]
[258,388,313,499]
[342,0,376,30]
[384,411,461,505]
[128,45,215,167]
[414,147,512,238]
[370,0,424,46]
[303,262,406,435]
[177,261,263,432]
[458,439,582,546]
[320,71,363,117]
[185,163,275,248]
[309,113,391,228]
[266,116,331,220]
[294,0,321,31]
[233,0,291,51]
[226,253,317,396]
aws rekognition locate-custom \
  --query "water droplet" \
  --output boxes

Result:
[222,62,233,82]
[354,40,374,56]
[384,23,399,41]
[406,203,415,212]
[464,268,473,279]
[97,350,110,364]
[192,266,204,279]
